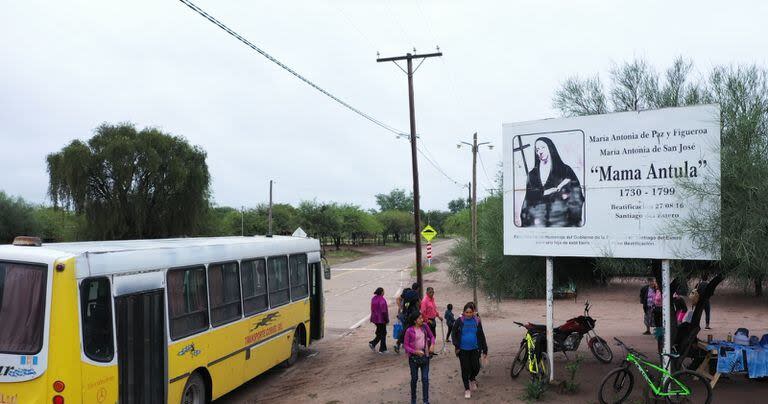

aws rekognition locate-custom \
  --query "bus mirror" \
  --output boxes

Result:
[323,264,331,280]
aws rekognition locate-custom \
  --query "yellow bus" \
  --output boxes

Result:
[0,235,328,403]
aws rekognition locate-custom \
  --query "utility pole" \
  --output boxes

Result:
[268,180,274,236]
[240,206,245,236]
[377,50,442,298]
[458,133,493,309]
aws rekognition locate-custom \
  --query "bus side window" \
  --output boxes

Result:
[208,262,242,326]
[167,266,209,340]
[80,277,114,362]
[242,259,268,315]
[289,254,308,300]
[267,256,290,307]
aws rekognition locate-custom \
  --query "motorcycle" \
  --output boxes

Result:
[511,300,612,378]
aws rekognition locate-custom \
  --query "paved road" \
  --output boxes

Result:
[323,239,455,338]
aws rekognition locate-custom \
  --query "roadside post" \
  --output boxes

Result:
[421,225,437,267]
[546,257,554,382]
[503,105,721,383]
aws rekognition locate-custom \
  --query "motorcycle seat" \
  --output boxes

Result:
[526,323,560,333]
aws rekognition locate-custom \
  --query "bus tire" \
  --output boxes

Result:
[181,372,207,404]
[284,329,301,367]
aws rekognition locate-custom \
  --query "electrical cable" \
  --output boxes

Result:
[478,152,495,190]
[178,0,402,136]
[179,0,466,189]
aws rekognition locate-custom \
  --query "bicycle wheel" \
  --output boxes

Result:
[532,352,550,383]
[663,370,712,404]
[590,336,614,363]
[510,344,527,379]
[598,367,634,404]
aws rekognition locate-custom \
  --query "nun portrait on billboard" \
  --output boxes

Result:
[519,136,584,227]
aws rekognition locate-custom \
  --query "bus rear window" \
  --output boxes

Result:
[0,262,47,354]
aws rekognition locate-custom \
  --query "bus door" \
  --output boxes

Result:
[115,289,166,403]
[309,262,324,340]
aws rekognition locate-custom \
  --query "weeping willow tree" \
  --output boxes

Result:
[47,123,211,240]
[554,58,768,296]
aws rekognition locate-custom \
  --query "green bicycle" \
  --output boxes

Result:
[598,338,712,404]
[510,322,550,382]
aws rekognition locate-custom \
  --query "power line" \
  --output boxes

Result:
[417,144,460,186]
[478,152,494,189]
[178,0,402,136]
[179,0,466,189]
[323,0,377,51]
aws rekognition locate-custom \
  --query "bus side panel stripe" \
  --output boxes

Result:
[168,325,297,382]
[169,372,190,384]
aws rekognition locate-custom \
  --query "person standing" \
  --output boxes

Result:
[395,283,421,353]
[696,274,711,329]
[420,287,442,343]
[369,287,389,353]
[451,302,488,399]
[673,291,688,325]
[641,278,658,335]
[652,285,664,354]
[404,312,434,404]
[445,304,455,343]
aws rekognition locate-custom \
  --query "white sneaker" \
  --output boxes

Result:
[470,381,478,391]
[464,390,471,399]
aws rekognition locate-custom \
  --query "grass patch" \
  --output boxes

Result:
[324,249,366,266]
[410,265,438,276]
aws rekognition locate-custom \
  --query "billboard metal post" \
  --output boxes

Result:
[546,257,554,382]
[662,259,671,372]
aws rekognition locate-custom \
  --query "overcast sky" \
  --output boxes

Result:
[1,0,766,211]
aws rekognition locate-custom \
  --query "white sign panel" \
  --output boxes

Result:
[503,105,720,260]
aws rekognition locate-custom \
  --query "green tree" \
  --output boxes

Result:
[443,209,471,237]
[376,210,412,243]
[447,198,468,214]
[553,58,768,295]
[297,200,342,246]
[34,207,85,242]
[0,191,40,243]
[198,206,240,236]
[46,123,211,240]
[375,188,413,212]
[423,209,450,235]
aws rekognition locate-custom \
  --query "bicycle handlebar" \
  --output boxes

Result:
[613,337,647,358]
[513,321,525,327]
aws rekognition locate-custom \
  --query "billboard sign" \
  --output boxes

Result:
[503,105,720,260]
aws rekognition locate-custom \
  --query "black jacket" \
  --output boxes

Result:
[451,316,488,355]
[640,285,650,308]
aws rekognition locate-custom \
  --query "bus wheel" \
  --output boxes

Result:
[284,329,301,367]
[181,372,206,404]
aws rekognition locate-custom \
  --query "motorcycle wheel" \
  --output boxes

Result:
[590,336,613,363]
[510,344,527,379]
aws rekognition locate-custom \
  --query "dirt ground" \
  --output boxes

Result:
[220,258,768,403]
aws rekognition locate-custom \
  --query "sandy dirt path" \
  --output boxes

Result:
[219,246,768,403]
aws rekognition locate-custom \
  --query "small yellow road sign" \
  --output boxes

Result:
[421,225,437,241]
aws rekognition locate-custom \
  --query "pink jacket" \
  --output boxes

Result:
[420,296,439,321]
[404,324,435,357]
[370,295,389,324]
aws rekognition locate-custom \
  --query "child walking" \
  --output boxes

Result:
[444,304,455,343]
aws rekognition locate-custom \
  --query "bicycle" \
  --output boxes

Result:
[598,337,712,404]
[510,322,550,382]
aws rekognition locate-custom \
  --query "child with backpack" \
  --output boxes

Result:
[444,304,455,343]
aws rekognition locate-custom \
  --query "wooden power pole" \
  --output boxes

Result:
[377,50,442,297]
[459,133,492,309]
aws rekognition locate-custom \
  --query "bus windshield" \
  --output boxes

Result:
[0,262,47,354]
